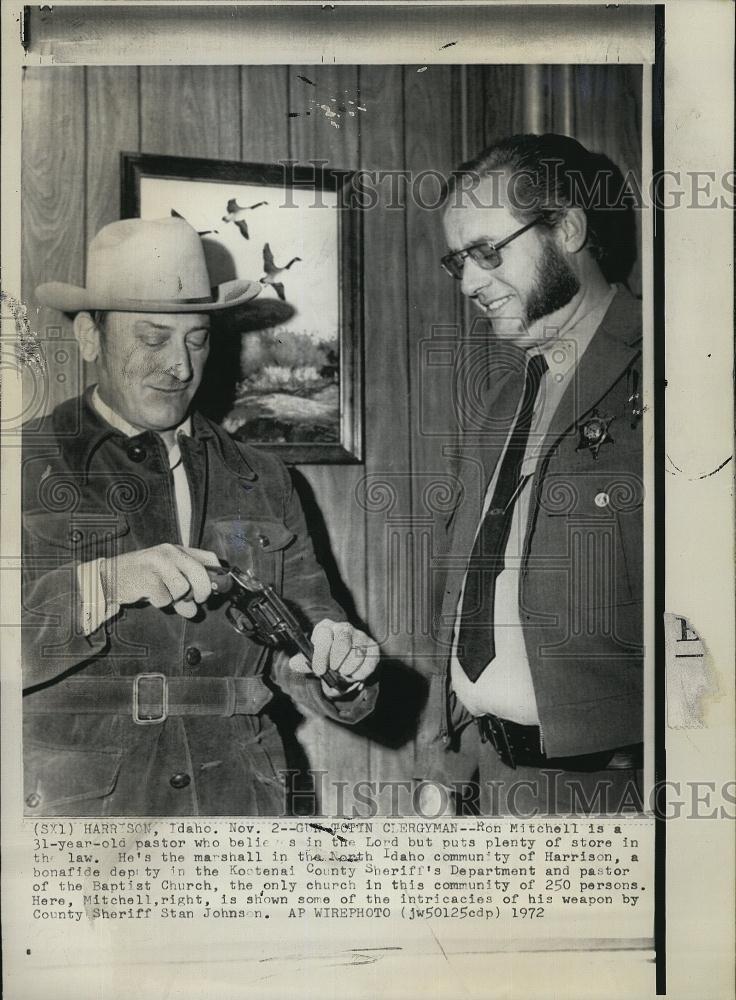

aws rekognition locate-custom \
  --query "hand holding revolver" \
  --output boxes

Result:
[292,619,380,698]
[99,544,221,619]
[207,563,379,698]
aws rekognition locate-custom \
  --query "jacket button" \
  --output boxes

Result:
[127,444,146,463]
[258,534,270,547]
[185,646,202,666]
[25,792,41,808]
[594,491,610,508]
[169,773,191,789]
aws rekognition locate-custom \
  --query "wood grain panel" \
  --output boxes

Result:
[480,65,528,149]
[463,66,487,160]
[140,66,241,159]
[359,63,410,652]
[288,62,365,616]
[401,66,465,790]
[522,65,550,133]
[549,65,574,136]
[86,67,140,244]
[240,67,289,163]
[21,68,86,413]
[357,65,419,795]
[287,65,369,813]
[288,64,363,170]
[403,65,463,665]
[82,67,140,391]
[569,65,643,296]
[569,65,642,172]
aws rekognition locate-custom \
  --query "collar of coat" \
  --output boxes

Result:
[47,387,259,482]
[454,283,642,474]
[534,282,642,457]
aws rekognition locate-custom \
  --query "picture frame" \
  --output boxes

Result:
[121,152,364,464]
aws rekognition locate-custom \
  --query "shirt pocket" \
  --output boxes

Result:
[203,517,295,588]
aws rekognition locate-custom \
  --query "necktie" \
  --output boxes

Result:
[457,351,548,681]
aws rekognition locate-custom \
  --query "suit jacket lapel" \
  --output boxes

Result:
[438,349,525,638]
[541,284,642,455]
[438,286,642,647]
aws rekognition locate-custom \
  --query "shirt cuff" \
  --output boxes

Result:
[320,677,365,699]
[77,558,120,636]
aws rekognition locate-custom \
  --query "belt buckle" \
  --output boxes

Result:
[133,673,168,725]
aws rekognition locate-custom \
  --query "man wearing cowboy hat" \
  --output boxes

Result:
[22,216,380,817]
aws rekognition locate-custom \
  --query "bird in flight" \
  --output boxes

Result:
[221,199,269,240]
[170,208,218,235]
[260,242,302,301]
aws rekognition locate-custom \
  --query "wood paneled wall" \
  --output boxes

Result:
[21,64,642,810]
[465,65,643,295]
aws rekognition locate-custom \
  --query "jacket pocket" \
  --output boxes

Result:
[204,517,294,586]
[24,741,123,814]
[535,465,644,606]
[23,510,130,561]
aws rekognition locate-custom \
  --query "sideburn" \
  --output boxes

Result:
[524,241,581,328]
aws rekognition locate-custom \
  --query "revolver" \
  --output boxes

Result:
[207,564,353,694]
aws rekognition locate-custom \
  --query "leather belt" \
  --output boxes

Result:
[23,674,272,724]
[476,715,643,772]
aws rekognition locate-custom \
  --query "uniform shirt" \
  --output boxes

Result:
[450,287,617,724]
[78,387,193,635]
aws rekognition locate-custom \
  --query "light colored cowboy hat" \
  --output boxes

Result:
[35,217,262,314]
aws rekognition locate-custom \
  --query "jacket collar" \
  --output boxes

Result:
[190,410,258,481]
[541,283,642,452]
[51,387,258,481]
[90,385,193,442]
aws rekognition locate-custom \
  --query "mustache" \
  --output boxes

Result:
[120,363,193,388]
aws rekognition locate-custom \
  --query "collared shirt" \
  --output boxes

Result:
[450,286,617,724]
[79,387,194,635]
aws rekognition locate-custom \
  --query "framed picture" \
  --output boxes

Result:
[121,152,363,463]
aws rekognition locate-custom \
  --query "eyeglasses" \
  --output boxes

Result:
[441,219,541,280]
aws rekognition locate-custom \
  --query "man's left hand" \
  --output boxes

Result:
[289,619,380,698]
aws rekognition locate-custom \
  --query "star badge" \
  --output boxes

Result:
[576,410,615,460]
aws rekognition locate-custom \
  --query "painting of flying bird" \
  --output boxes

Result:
[222,199,269,240]
[260,243,302,301]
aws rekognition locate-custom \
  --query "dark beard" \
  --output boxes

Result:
[523,242,580,328]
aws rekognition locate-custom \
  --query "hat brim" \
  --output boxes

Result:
[35,277,262,314]
[217,297,296,332]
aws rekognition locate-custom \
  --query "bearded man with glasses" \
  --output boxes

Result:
[420,133,644,816]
